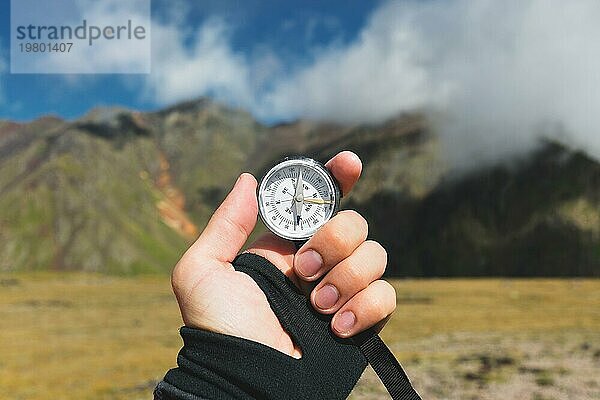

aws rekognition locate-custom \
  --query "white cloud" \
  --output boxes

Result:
[143,18,253,107]
[12,0,150,74]
[53,0,600,166]
[257,0,600,166]
[257,9,437,123]
[49,0,150,73]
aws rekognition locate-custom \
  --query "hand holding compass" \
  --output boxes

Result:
[171,151,395,352]
[170,151,418,399]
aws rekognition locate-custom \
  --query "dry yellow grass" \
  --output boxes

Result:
[0,274,598,399]
[382,279,600,343]
[0,273,181,400]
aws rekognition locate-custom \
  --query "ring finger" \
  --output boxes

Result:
[310,240,387,313]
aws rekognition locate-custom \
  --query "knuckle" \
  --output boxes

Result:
[220,211,251,242]
[365,239,387,261]
[362,241,388,276]
[324,222,352,250]
[342,210,369,237]
[380,280,397,313]
[369,295,387,319]
[344,260,367,284]
[334,210,368,242]
[368,280,396,318]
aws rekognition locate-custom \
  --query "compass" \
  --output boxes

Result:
[257,157,341,242]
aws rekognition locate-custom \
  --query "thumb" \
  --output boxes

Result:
[188,173,258,264]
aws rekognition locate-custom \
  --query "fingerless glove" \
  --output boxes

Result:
[154,253,367,400]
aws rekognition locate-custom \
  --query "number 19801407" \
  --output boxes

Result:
[19,42,73,53]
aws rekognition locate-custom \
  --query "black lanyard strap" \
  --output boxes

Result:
[295,240,422,399]
[353,328,422,400]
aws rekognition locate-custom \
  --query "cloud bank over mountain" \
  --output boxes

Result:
[46,0,600,166]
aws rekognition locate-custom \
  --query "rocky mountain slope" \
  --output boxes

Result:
[0,99,598,275]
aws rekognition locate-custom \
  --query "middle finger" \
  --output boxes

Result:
[294,210,368,281]
[310,240,387,313]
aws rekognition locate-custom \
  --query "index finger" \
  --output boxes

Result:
[325,151,362,196]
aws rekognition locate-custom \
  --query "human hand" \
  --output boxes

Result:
[171,151,396,358]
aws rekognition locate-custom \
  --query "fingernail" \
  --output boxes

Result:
[314,284,339,310]
[334,311,356,334]
[295,249,323,278]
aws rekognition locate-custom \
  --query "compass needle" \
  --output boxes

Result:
[303,198,333,205]
[294,167,304,227]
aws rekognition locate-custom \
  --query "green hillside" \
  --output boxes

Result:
[0,99,598,275]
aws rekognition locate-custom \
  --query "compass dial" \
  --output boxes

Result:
[257,157,341,241]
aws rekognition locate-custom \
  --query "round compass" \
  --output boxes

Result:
[257,157,341,242]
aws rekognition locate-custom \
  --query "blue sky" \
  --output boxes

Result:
[0,0,380,122]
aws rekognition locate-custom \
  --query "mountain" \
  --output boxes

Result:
[0,99,598,276]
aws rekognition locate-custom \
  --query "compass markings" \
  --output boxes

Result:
[260,161,337,238]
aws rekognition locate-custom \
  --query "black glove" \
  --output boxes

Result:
[154,252,367,400]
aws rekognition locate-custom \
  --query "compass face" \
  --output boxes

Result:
[258,157,341,241]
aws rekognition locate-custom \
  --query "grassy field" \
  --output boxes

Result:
[0,274,598,400]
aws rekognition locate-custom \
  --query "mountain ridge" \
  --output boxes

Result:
[1,98,598,275]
